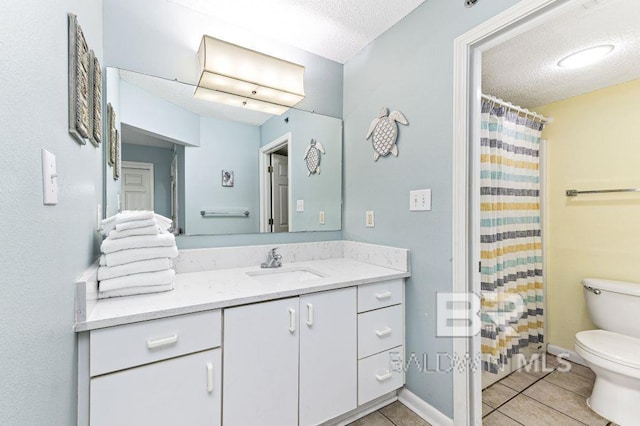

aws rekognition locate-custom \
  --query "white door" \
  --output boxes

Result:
[299,288,357,426]
[90,349,221,426]
[223,298,299,426]
[271,153,289,233]
[122,161,154,211]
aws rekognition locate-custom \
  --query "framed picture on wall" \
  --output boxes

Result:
[88,50,102,147]
[67,13,90,144]
[222,170,234,187]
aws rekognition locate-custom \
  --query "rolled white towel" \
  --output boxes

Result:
[98,282,174,299]
[101,233,176,254]
[107,225,159,240]
[100,246,179,267]
[99,269,175,292]
[98,258,172,281]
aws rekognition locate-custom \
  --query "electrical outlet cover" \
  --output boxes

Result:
[366,211,375,227]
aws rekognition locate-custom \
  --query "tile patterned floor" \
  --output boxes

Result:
[483,353,616,426]
[348,354,617,426]
[348,401,431,426]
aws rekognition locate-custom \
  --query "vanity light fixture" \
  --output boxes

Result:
[195,35,305,115]
[557,44,614,69]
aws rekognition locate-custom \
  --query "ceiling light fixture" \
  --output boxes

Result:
[195,35,305,115]
[557,44,614,69]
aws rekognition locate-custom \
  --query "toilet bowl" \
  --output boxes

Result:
[575,330,640,425]
[575,278,640,426]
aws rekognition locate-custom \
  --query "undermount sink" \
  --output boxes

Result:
[246,267,326,285]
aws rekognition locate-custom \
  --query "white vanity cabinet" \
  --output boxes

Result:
[357,279,405,405]
[88,310,222,426]
[223,287,357,426]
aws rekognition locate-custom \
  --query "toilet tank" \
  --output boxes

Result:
[583,278,640,338]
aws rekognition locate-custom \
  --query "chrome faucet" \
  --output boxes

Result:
[261,247,282,268]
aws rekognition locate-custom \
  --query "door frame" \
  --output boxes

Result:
[121,160,155,211]
[259,132,292,232]
[451,0,581,424]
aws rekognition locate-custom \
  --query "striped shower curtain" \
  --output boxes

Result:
[480,101,544,374]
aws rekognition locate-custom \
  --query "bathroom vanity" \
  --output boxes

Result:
[74,241,410,426]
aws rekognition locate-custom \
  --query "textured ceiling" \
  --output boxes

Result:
[482,0,640,109]
[165,0,426,64]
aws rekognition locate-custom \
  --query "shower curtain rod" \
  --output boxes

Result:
[481,94,550,124]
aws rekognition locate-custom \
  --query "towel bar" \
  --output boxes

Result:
[566,188,640,197]
[200,210,250,217]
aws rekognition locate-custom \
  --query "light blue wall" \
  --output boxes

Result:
[0,2,103,424]
[184,116,261,235]
[120,79,200,147]
[342,0,521,417]
[122,143,174,218]
[261,109,343,232]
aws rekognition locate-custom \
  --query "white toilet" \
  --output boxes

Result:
[575,278,640,426]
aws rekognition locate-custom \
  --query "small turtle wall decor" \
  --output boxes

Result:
[365,107,408,161]
[303,139,325,176]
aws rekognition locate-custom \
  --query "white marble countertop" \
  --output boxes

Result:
[75,257,410,331]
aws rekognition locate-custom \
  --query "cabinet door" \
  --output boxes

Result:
[90,349,221,426]
[299,288,357,426]
[223,297,299,426]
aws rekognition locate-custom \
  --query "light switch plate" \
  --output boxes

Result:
[410,189,431,211]
[366,211,375,227]
[319,211,325,224]
[296,200,304,212]
[41,149,58,205]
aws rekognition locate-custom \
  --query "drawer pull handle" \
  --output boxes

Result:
[146,334,178,349]
[289,308,296,333]
[206,362,214,393]
[375,327,392,337]
[375,371,393,382]
[375,291,392,300]
[306,303,314,327]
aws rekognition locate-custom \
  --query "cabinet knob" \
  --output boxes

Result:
[146,334,178,349]
[289,308,296,333]
[375,291,392,300]
[375,327,392,338]
[306,303,314,327]
[375,371,393,382]
[206,362,214,393]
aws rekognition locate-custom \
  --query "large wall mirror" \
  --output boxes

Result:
[104,67,342,236]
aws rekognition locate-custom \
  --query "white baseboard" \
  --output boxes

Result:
[547,343,587,367]
[398,388,454,426]
[325,393,397,426]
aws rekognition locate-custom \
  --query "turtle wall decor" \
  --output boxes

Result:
[365,107,408,161]
[303,139,325,176]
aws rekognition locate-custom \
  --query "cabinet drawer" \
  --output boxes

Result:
[358,346,404,405]
[90,310,221,376]
[358,280,403,313]
[358,305,403,359]
[90,349,221,426]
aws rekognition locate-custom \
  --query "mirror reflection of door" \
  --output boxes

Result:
[270,153,289,233]
[121,161,154,211]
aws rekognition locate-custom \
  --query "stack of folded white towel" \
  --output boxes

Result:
[98,211,178,299]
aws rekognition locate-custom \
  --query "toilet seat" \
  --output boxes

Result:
[576,329,640,370]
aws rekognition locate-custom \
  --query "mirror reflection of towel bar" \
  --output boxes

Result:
[200,210,250,217]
